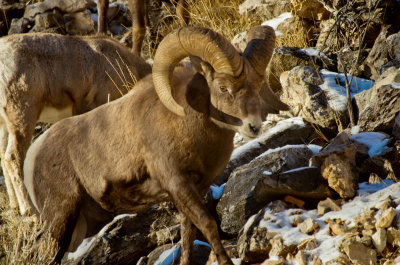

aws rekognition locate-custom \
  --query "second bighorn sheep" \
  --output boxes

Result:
[24,25,288,264]
[0,33,151,215]
[97,0,189,54]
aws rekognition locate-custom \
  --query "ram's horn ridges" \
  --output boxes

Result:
[153,26,243,116]
[243,25,276,77]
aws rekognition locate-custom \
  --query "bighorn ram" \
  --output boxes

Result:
[24,25,288,264]
[0,33,151,215]
[97,0,189,54]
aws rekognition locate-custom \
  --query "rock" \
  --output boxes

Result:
[217,145,329,235]
[316,19,336,53]
[0,1,25,36]
[372,228,387,253]
[290,0,330,20]
[376,207,397,229]
[269,237,296,258]
[328,219,353,236]
[312,132,358,199]
[30,10,66,34]
[341,240,377,265]
[387,227,400,247]
[261,256,285,265]
[298,238,318,250]
[357,83,400,132]
[354,209,377,232]
[64,10,95,35]
[24,0,96,19]
[237,210,275,263]
[295,250,308,265]
[216,117,314,185]
[63,202,179,265]
[366,26,400,80]
[299,218,319,234]
[317,197,341,215]
[238,0,291,20]
[231,31,247,52]
[280,66,359,131]
[8,17,33,34]
[393,112,400,139]
[268,46,336,93]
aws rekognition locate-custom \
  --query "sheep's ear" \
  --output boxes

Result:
[190,56,214,81]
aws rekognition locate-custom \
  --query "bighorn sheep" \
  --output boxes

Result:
[0,33,151,215]
[24,25,288,264]
[97,0,189,54]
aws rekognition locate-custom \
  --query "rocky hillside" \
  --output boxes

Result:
[0,0,400,264]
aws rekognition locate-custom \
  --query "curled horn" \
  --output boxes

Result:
[153,26,243,116]
[243,25,276,76]
[244,25,289,116]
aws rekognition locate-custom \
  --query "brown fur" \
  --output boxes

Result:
[97,0,189,54]
[24,27,284,265]
[0,33,151,215]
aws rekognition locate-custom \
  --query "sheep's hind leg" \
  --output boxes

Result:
[0,122,18,210]
[0,110,36,215]
[162,175,233,265]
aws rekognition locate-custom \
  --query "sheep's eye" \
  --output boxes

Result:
[219,86,228,93]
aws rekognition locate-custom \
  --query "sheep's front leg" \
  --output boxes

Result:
[180,214,196,265]
[162,176,233,265]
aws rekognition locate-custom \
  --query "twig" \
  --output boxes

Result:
[337,54,356,127]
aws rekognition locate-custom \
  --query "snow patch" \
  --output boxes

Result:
[231,117,306,161]
[67,237,96,260]
[392,82,400,89]
[299,48,330,61]
[246,181,399,263]
[261,12,292,36]
[319,70,374,112]
[350,125,360,135]
[154,245,181,265]
[350,132,390,157]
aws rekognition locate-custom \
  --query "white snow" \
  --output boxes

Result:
[392,82,400,89]
[67,237,96,260]
[154,244,181,265]
[67,214,137,261]
[350,132,391,157]
[231,117,306,161]
[281,166,318,174]
[249,181,400,263]
[210,184,226,200]
[350,125,360,135]
[299,48,330,61]
[261,12,292,36]
[319,70,374,112]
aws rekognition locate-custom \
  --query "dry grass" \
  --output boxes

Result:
[0,187,58,265]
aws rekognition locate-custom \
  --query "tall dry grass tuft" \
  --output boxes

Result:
[0,186,58,265]
[143,0,264,58]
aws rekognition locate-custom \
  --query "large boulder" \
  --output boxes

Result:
[215,117,314,185]
[24,0,96,19]
[238,0,291,20]
[356,81,400,132]
[217,145,329,235]
[311,131,359,199]
[0,0,25,36]
[366,26,400,80]
[280,66,373,131]
[63,203,179,265]
[268,46,336,93]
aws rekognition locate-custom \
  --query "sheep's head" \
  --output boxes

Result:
[153,26,289,138]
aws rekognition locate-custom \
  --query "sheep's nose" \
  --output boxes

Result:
[249,123,260,134]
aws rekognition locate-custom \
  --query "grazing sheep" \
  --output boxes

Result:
[24,25,288,264]
[97,0,189,54]
[0,33,151,215]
